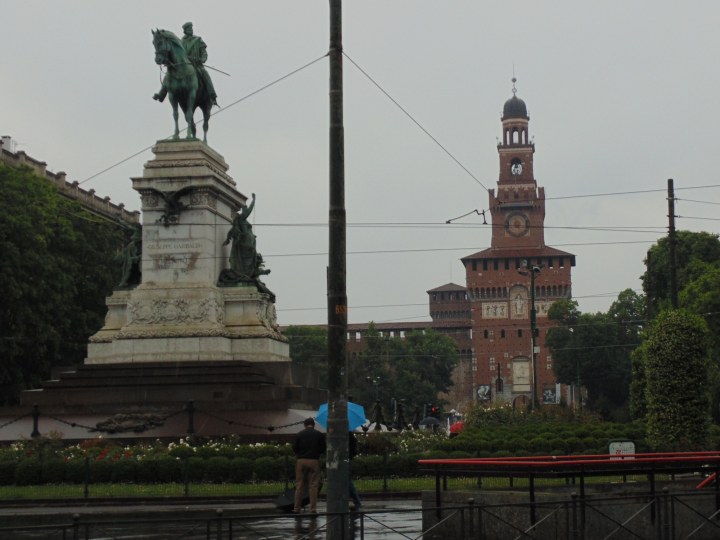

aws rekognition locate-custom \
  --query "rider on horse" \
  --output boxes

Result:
[153,22,218,107]
[181,22,218,107]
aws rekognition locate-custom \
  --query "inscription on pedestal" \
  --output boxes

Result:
[146,240,203,274]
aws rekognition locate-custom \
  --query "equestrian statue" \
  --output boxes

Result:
[152,22,218,142]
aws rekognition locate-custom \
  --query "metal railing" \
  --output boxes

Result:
[2,491,720,539]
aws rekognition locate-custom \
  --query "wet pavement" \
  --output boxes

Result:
[0,499,430,539]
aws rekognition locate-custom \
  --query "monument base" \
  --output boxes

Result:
[5,360,327,441]
[0,140,321,442]
[87,336,289,364]
[87,282,288,364]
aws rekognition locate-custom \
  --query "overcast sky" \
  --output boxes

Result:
[4,1,719,326]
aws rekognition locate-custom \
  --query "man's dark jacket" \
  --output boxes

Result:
[293,427,326,459]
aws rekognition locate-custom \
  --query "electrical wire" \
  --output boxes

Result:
[78,53,328,186]
[343,51,489,191]
[677,198,720,206]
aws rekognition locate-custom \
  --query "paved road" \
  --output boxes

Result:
[1,499,431,539]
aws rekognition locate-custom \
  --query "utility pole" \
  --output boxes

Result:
[326,0,350,537]
[667,178,678,309]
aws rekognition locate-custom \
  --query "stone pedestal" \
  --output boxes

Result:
[87,140,288,365]
[7,140,325,441]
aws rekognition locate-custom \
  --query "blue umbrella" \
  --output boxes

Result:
[315,401,366,431]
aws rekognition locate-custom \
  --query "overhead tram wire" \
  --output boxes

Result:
[543,183,720,202]
[677,215,720,222]
[676,198,720,206]
[455,185,720,224]
[128,238,658,268]
[342,50,490,192]
[77,53,329,186]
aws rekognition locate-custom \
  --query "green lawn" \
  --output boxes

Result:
[0,474,657,500]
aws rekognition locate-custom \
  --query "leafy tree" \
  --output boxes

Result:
[347,324,458,419]
[546,292,642,419]
[642,231,720,316]
[284,325,328,387]
[641,232,720,422]
[0,164,123,403]
[629,342,648,420]
[642,309,710,451]
[680,264,720,351]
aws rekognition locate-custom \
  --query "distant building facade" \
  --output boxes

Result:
[0,136,139,225]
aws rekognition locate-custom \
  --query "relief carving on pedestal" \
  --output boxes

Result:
[127,297,223,326]
[142,194,160,208]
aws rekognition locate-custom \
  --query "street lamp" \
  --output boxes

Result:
[518,260,543,411]
[366,376,381,401]
[569,327,582,412]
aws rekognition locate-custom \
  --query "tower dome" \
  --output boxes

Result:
[502,77,528,119]
[502,95,528,119]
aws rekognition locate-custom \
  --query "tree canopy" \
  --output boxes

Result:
[284,325,328,387]
[546,290,644,419]
[642,309,710,451]
[642,230,720,316]
[347,324,459,421]
[0,164,124,404]
[639,231,720,421]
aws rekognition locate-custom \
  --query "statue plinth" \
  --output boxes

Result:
[87,140,288,364]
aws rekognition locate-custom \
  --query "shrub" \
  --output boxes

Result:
[15,458,41,486]
[65,458,88,483]
[582,437,598,453]
[137,456,181,483]
[353,455,383,477]
[0,460,16,485]
[253,456,279,482]
[185,457,206,482]
[41,458,66,484]
[168,444,194,460]
[228,457,253,483]
[386,454,420,477]
[548,438,567,453]
[529,437,551,454]
[204,456,232,483]
[112,459,137,483]
[565,437,584,453]
[90,459,113,483]
[195,445,220,459]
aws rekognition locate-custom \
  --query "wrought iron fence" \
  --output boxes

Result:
[2,491,720,539]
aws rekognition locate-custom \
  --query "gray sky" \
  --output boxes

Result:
[4,1,719,326]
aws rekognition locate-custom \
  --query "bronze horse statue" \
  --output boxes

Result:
[152,29,213,142]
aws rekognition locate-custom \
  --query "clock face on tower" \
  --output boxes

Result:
[511,162,523,175]
[505,212,530,237]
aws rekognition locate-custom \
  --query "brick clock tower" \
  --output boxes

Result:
[462,81,575,407]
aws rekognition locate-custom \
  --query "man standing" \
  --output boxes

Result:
[293,418,325,514]
[348,432,362,510]
[181,22,219,106]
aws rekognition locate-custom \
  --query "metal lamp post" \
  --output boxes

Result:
[519,261,543,410]
[568,327,582,411]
